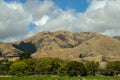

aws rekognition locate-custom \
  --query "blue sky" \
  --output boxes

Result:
[5,0,90,12]
[52,0,90,12]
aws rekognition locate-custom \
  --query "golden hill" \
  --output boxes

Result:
[0,30,120,62]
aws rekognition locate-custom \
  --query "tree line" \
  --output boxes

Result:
[0,56,120,76]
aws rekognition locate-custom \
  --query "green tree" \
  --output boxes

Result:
[23,58,37,75]
[35,57,64,75]
[50,58,64,75]
[105,61,120,76]
[0,64,8,75]
[0,61,13,75]
[64,61,87,76]
[58,64,67,76]
[85,61,99,76]
[35,57,54,74]
[9,61,28,76]
[19,51,31,60]
[99,68,114,76]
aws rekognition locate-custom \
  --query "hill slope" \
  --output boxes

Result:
[0,30,120,62]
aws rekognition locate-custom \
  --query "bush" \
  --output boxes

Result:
[85,61,99,76]
[64,61,87,76]
[9,61,28,76]
[102,61,120,76]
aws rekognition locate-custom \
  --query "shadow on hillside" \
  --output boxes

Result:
[13,41,37,53]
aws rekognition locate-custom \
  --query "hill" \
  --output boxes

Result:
[0,30,120,62]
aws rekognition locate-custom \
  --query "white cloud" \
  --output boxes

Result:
[81,0,120,36]
[1,0,120,42]
[0,1,31,41]
[87,0,107,11]
[34,15,49,26]
[32,0,120,36]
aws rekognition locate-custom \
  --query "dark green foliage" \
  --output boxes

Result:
[0,61,13,75]
[0,64,8,75]
[85,61,99,76]
[0,56,120,77]
[50,58,64,74]
[19,51,31,60]
[100,61,120,76]
[99,68,114,76]
[64,61,87,76]
[103,61,120,76]
[23,58,36,75]
[58,66,66,76]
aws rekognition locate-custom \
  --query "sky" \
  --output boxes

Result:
[0,0,120,42]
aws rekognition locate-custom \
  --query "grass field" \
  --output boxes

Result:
[0,76,120,80]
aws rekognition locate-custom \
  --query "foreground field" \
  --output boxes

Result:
[0,76,120,80]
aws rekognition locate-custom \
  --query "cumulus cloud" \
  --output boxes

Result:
[82,0,120,36]
[0,0,120,42]
[0,1,31,41]
[32,0,120,36]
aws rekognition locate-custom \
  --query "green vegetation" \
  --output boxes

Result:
[63,61,87,76]
[85,61,99,76]
[19,51,31,60]
[100,61,120,76]
[0,55,120,77]
[0,76,120,80]
[9,61,28,76]
[35,58,63,75]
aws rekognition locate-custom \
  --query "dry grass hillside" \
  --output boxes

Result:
[0,30,120,62]
[0,42,22,57]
